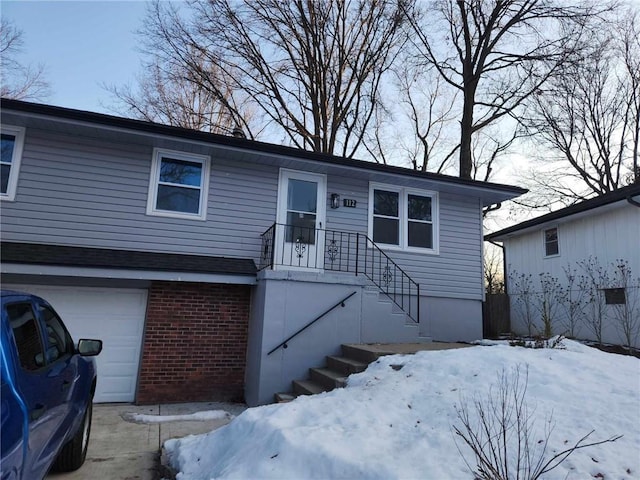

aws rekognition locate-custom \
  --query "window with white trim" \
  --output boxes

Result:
[369,184,438,253]
[544,227,559,257]
[147,148,210,219]
[1,126,25,201]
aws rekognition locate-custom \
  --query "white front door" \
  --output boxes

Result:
[275,169,327,270]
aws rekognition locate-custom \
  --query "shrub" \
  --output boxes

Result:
[452,366,620,480]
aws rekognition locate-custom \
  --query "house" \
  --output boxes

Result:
[486,184,640,348]
[1,98,525,406]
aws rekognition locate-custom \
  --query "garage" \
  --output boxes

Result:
[4,284,148,403]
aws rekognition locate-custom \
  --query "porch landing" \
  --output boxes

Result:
[345,341,472,356]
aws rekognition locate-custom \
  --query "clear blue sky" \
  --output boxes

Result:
[2,1,150,113]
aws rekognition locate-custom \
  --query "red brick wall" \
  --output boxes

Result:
[136,281,251,404]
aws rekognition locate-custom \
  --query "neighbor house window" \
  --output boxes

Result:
[369,184,438,253]
[1,126,25,201]
[604,288,626,305]
[544,227,559,256]
[147,148,210,220]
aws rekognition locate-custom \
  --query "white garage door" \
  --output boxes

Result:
[5,284,147,403]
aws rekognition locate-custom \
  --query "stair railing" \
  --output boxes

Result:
[259,223,420,323]
[267,291,358,355]
[357,235,420,324]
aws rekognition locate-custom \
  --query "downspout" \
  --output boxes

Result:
[482,202,502,217]
[627,195,640,208]
[483,200,505,293]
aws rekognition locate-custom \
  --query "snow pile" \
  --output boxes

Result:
[164,340,639,479]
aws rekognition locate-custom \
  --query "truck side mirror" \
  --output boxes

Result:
[77,339,102,356]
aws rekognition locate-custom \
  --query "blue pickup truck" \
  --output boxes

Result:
[1,290,102,479]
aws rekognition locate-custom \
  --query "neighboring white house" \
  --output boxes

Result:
[486,184,640,348]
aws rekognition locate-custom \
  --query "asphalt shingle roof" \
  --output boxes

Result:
[0,242,257,276]
[485,183,640,241]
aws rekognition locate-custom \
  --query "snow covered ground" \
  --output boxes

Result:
[164,339,639,479]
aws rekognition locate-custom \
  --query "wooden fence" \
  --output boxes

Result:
[483,293,510,338]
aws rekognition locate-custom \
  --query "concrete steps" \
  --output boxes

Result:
[273,286,434,403]
[292,379,325,396]
[274,341,469,403]
[326,355,368,374]
[275,344,387,403]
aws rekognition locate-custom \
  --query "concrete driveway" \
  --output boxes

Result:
[47,402,246,480]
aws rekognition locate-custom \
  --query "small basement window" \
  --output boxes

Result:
[147,148,211,220]
[604,288,626,305]
[544,227,559,256]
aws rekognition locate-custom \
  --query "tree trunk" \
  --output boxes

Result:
[459,87,475,179]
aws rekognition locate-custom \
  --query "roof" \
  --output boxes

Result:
[486,183,640,241]
[0,98,526,202]
[0,242,257,276]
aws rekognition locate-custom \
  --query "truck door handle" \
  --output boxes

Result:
[62,380,72,391]
[30,405,46,421]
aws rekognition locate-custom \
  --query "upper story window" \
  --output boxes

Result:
[544,227,559,257]
[147,148,210,220]
[1,126,26,201]
[369,184,438,253]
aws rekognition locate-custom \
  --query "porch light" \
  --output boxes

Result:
[330,193,340,209]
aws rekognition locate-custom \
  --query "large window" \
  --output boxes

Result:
[147,148,210,220]
[369,184,438,253]
[1,126,25,201]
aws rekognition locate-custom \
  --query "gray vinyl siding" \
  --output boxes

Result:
[325,175,369,233]
[1,127,279,262]
[3,125,483,300]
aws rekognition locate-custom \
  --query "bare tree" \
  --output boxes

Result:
[521,20,638,202]
[509,270,537,337]
[536,273,561,338]
[579,257,610,344]
[105,55,245,134]
[558,265,585,338]
[394,64,460,173]
[484,243,505,294]
[0,18,49,100]
[618,9,640,185]
[394,55,524,184]
[404,0,601,179]
[134,0,410,157]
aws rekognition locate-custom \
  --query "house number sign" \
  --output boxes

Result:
[343,199,357,208]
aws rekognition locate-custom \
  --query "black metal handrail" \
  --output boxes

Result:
[359,235,420,324]
[259,223,420,323]
[259,223,276,270]
[267,291,358,355]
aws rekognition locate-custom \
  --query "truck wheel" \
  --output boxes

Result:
[52,399,93,472]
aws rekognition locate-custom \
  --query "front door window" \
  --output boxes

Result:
[285,179,317,247]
